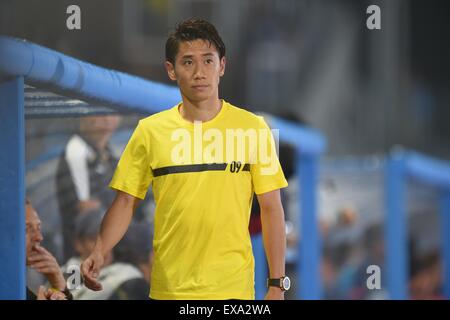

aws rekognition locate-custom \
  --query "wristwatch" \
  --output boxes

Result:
[267,276,291,291]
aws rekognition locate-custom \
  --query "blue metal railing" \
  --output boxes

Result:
[385,150,450,299]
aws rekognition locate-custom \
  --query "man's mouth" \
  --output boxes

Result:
[192,85,209,90]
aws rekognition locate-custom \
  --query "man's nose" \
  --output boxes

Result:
[193,64,206,79]
[32,230,43,243]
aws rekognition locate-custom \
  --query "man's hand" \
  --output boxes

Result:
[36,286,67,300]
[79,191,139,291]
[264,287,285,300]
[80,250,104,291]
[28,245,66,291]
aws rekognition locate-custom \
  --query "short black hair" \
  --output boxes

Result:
[165,18,226,65]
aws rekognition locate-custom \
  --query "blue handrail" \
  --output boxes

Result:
[385,149,450,299]
[0,36,181,113]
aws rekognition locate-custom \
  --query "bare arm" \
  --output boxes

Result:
[257,189,286,300]
[80,190,141,290]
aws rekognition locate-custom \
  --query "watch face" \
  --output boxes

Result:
[282,277,291,290]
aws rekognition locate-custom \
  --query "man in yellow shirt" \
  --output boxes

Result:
[81,18,290,300]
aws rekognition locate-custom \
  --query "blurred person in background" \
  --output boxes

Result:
[56,115,122,263]
[63,208,149,299]
[348,223,387,300]
[26,199,72,300]
[321,246,340,300]
[109,221,152,300]
[321,207,380,300]
[334,241,367,299]
[362,224,387,299]
[409,248,444,299]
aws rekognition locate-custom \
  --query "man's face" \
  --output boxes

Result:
[165,39,226,103]
[25,204,43,264]
[80,115,122,136]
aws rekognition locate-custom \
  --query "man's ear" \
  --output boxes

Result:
[165,61,177,81]
[219,56,226,77]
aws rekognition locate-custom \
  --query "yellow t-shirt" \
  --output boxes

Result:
[109,100,288,299]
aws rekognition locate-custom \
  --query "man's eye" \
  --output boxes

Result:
[184,60,192,65]
[206,59,213,64]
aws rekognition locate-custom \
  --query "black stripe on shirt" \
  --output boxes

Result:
[153,162,250,177]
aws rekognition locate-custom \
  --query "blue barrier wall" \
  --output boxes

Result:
[0,37,181,114]
[0,77,26,299]
[385,150,450,299]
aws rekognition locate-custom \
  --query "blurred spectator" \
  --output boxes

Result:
[334,241,366,299]
[109,221,153,300]
[353,223,387,300]
[26,199,72,300]
[337,206,359,227]
[410,249,444,299]
[322,220,387,300]
[63,208,150,299]
[321,246,340,299]
[56,115,121,262]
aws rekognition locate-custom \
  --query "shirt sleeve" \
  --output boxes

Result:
[109,121,153,200]
[251,116,288,195]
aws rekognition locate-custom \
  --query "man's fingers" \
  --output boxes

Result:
[80,259,93,275]
[91,267,99,278]
[84,269,102,290]
[82,259,100,279]
[36,286,47,300]
[33,266,57,274]
[32,246,51,257]
[84,276,103,291]
[27,254,46,262]
[28,253,53,263]
[30,259,59,274]
[30,260,54,269]
[80,259,102,290]
[48,290,67,300]
[34,245,46,253]
[44,289,54,299]
[80,254,105,291]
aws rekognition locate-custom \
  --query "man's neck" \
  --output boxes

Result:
[179,96,222,123]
